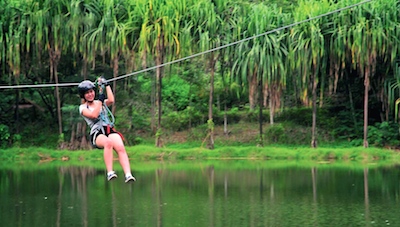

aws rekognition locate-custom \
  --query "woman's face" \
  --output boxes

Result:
[84,89,95,102]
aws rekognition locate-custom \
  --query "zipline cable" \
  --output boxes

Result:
[0,0,372,90]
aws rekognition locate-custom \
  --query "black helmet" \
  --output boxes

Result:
[78,80,95,98]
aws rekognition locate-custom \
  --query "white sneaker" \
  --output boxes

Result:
[107,171,118,181]
[125,175,136,183]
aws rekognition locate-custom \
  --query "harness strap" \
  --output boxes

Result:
[96,80,123,140]
[116,130,125,141]
[108,125,125,141]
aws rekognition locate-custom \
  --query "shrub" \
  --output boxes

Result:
[163,107,206,131]
[0,124,10,148]
[12,134,22,147]
[264,124,287,144]
[368,121,399,147]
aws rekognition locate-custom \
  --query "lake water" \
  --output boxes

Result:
[1,160,400,227]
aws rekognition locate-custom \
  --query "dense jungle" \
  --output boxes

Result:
[0,0,400,150]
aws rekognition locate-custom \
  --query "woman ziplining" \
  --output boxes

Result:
[78,77,136,183]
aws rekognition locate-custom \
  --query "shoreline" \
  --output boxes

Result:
[2,144,400,163]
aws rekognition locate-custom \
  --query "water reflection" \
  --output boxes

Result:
[57,166,97,227]
[364,168,370,227]
[1,161,400,226]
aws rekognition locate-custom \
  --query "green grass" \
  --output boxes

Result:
[2,144,400,165]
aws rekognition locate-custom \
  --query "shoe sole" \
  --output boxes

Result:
[107,175,118,181]
[125,177,136,183]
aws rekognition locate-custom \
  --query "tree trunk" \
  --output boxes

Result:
[311,70,318,148]
[151,70,156,134]
[207,53,216,150]
[54,65,62,136]
[224,102,228,136]
[248,68,258,110]
[155,34,164,147]
[258,75,263,146]
[48,43,62,140]
[269,95,274,125]
[143,50,156,134]
[82,58,88,80]
[14,89,20,134]
[363,70,370,148]
[220,50,228,136]
[79,123,91,149]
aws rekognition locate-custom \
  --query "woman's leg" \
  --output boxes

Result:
[108,133,132,175]
[95,134,114,173]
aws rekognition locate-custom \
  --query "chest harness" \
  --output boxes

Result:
[93,83,125,141]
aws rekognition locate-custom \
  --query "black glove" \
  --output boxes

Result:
[99,94,106,103]
[98,76,109,86]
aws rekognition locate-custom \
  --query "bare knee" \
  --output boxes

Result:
[108,134,125,152]
[113,144,126,153]
[104,138,114,149]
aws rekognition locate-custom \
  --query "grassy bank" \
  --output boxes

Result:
[2,144,400,164]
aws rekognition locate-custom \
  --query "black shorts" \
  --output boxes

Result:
[90,126,118,148]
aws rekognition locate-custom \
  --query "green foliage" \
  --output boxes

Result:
[276,108,313,126]
[264,123,312,145]
[349,139,363,147]
[264,0,297,12]
[212,107,271,125]
[213,107,242,124]
[0,124,10,148]
[12,134,21,148]
[331,109,364,141]
[207,119,214,131]
[368,121,399,147]
[19,123,59,148]
[61,104,81,139]
[58,133,65,144]
[155,128,162,138]
[163,106,271,132]
[164,111,185,131]
[162,74,193,111]
[129,109,150,131]
[0,0,398,150]
[275,107,364,143]
[163,107,205,131]
[264,124,287,144]
[239,109,263,123]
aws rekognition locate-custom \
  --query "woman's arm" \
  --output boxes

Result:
[81,100,103,119]
[104,85,114,106]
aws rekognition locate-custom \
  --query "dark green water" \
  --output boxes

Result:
[1,160,400,227]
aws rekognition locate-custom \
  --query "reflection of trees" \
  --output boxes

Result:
[207,165,215,227]
[364,168,370,226]
[56,167,64,227]
[7,163,400,226]
[111,184,117,227]
[56,166,96,227]
[155,168,163,227]
[311,167,318,226]
[311,167,317,202]
[127,164,398,226]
